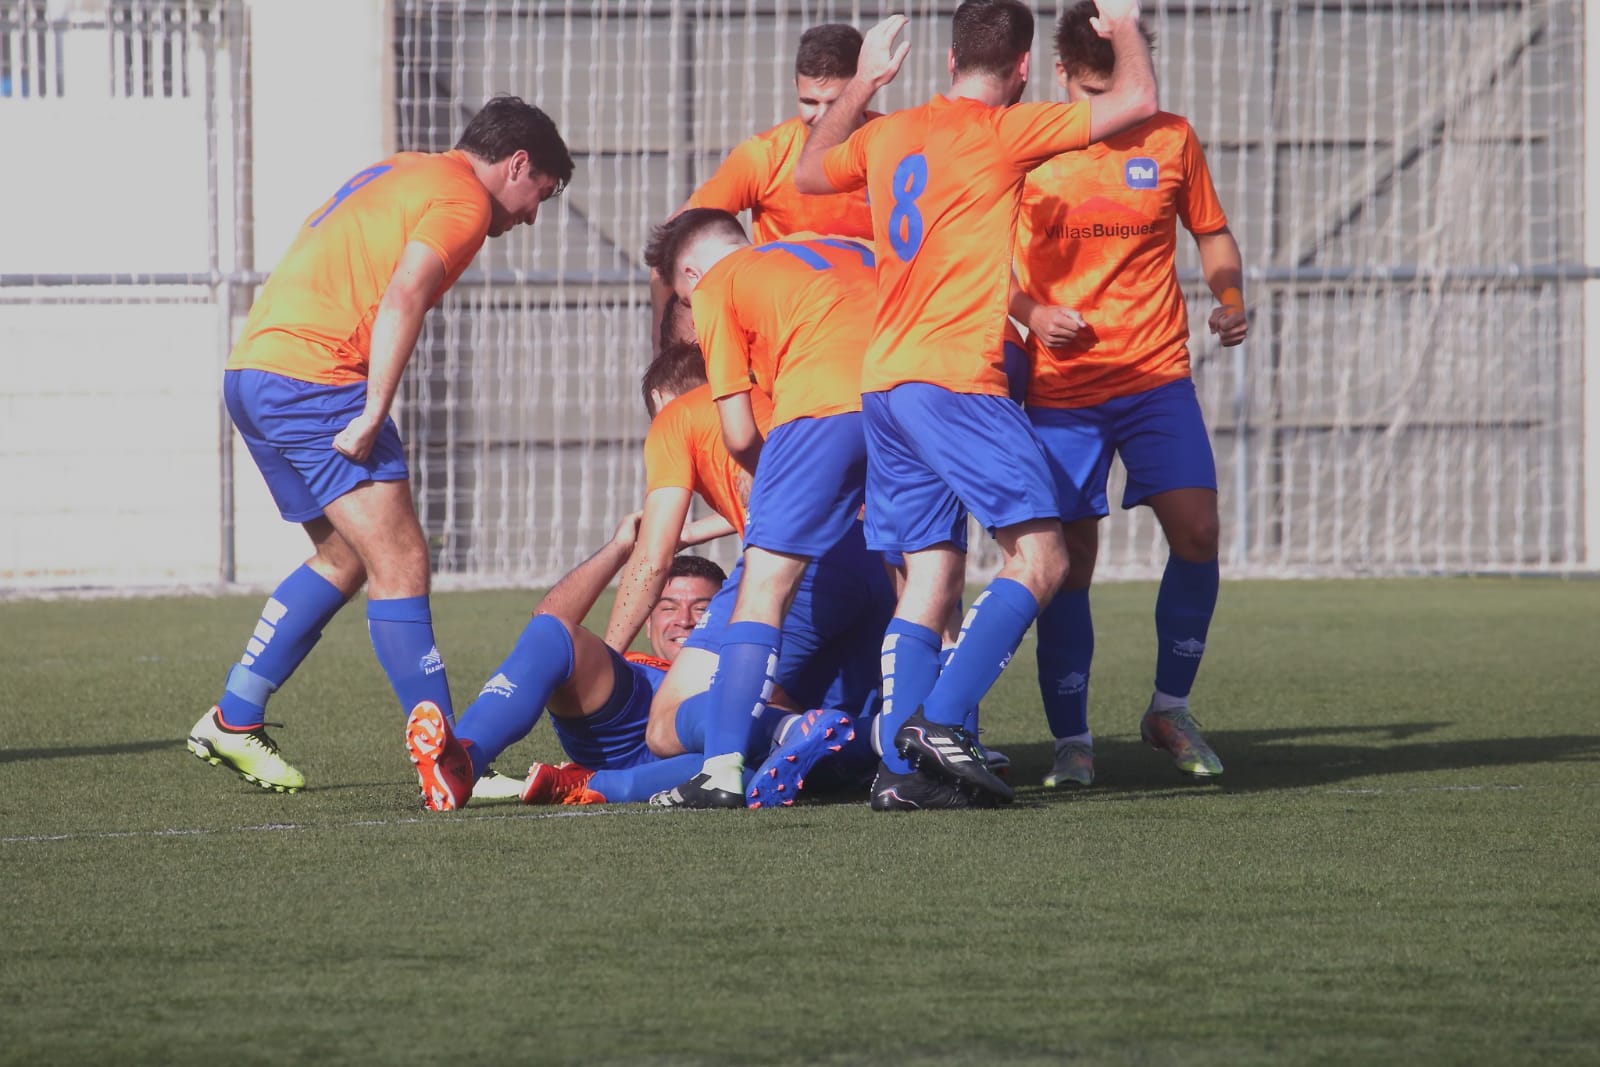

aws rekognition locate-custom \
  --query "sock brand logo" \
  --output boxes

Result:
[480,673,516,698]
[1056,671,1088,694]
[420,646,446,675]
[1172,638,1206,658]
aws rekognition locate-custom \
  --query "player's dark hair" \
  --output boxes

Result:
[642,208,748,281]
[668,554,728,586]
[794,23,862,81]
[640,341,708,418]
[456,95,575,194]
[951,0,1035,80]
[659,293,695,353]
[1055,1,1156,80]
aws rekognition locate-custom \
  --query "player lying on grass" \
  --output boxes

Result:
[601,344,893,808]
[404,511,726,809]
[1011,1,1246,787]
[642,210,882,809]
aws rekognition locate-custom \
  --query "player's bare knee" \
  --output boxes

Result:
[1169,520,1220,562]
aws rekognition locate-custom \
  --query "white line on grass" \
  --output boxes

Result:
[0,803,669,845]
[4,779,1592,845]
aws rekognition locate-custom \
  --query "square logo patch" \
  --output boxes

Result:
[1124,157,1159,190]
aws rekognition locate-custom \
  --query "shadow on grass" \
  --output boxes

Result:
[996,722,1600,799]
[0,740,181,764]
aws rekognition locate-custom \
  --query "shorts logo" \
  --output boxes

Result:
[1125,157,1159,189]
[421,645,445,675]
[480,672,517,699]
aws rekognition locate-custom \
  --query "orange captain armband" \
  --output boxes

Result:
[625,652,673,671]
[1220,287,1245,310]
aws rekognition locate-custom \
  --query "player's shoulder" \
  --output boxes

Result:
[753,116,809,153]
[392,150,492,207]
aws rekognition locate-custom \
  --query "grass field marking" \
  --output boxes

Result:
[0,803,665,846]
[4,778,1594,847]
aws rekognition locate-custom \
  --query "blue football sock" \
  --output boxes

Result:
[702,621,781,762]
[589,753,709,804]
[876,618,941,774]
[216,564,347,730]
[455,614,574,777]
[922,578,1038,728]
[1153,555,1219,699]
[367,596,455,722]
[673,691,711,753]
[1036,587,1094,739]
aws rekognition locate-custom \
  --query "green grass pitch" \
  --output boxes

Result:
[2,578,1597,1065]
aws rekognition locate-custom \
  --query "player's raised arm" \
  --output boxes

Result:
[795,14,909,193]
[1085,0,1158,143]
[332,241,446,461]
[605,488,693,653]
[537,511,643,627]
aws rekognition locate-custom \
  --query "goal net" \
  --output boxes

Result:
[0,0,1589,590]
[392,0,1591,582]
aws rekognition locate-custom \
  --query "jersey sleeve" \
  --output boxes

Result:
[687,138,767,214]
[1176,122,1229,236]
[409,193,492,279]
[994,101,1093,174]
[819,122,872,193]
[642,409,695,493]
[692,279,755,401]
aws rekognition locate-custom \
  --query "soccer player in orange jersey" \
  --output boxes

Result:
[1011,3,1248,788]
[794,2,1157,809]
[188,97,573,796]
[648,24,875,351]
[640,210,888,807]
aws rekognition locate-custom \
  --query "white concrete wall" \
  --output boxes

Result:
[0,0,390,591]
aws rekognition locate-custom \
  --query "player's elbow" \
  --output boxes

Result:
[793,158,831,195]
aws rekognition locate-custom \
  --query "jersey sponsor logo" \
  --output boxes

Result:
[1124,157,1159,189]
[1045,220,1160,240]
[1043,195,1158,241]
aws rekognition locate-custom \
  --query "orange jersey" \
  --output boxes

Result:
[688,116,875,243]
[228,151,491,385]
[1017,113,1228,408]
[821,95,1092,397]
[691,238,874,427]
[643,383,775,536]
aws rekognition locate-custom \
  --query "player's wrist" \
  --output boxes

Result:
[1220,287,1244,309]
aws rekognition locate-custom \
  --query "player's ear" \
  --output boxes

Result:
[1055,60,1068,90]
[947,48,956,79]
[507,149,530,182]
[1018,51,1031,82]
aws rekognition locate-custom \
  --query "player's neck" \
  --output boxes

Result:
[944,74,1011,108]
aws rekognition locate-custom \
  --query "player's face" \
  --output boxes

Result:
[487,158,561,237]
[646,575,720,662]
[1059,62,1111,104]
[795,75,848,127]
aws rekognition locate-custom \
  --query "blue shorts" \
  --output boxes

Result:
[1029,377,1218,522]
[744,412,868,557]
[224,369,409,523]
[686,519,893,712]
[549,648,661,770]
[862,383,1059,552]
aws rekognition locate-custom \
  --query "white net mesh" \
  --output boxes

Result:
[0,0,1591,590]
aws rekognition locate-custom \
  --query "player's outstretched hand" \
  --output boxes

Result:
[1028,304,1087,349]
[1208,303,1248,347]
[857,14,911,89]
[611,509,645,551]
[332,412,383,462]
[1090,0,1142,38]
